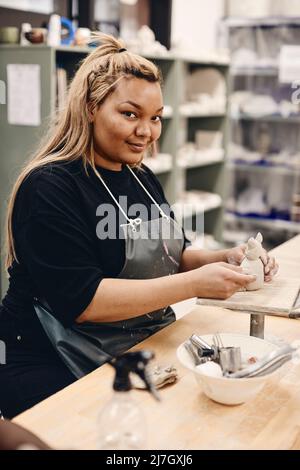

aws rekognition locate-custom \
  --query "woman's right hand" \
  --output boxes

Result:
[189,262,257,300]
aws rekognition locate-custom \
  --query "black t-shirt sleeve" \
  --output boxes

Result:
[141,164,192,251]
[15,170,104,327]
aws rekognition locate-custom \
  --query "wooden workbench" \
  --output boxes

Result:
[14,236,300,450]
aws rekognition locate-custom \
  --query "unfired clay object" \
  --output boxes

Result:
[241,232,265,291]
[131,365,178,390]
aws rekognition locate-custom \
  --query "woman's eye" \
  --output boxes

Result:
[122,111,137,119]
[152,115,162,122]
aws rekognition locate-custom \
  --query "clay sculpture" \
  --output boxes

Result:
[241,232,265,291]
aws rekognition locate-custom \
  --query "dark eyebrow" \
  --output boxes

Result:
[120,100,164,113]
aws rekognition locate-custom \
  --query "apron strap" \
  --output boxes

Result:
[94,167,132,225]
[94,164,170,231]
[126,165,170,221]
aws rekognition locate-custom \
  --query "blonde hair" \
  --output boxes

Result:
[5,32,162,269]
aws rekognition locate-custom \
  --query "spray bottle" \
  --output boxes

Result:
[98,350,159,450]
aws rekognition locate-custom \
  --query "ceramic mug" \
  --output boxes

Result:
[0,27,19,44]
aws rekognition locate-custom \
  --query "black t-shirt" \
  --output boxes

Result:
[1,159,190,339]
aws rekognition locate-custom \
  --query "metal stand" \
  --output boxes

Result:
[250,314,265,339]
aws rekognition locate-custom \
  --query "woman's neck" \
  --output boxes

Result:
[94,151,122,172]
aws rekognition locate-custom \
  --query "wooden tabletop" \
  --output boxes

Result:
[14,236,300,450]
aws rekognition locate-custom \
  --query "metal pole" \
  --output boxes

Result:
[250,313,265,339]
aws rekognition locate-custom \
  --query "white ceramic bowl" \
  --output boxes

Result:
[177,333,280,405]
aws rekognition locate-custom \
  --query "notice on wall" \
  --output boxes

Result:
[0,0,53,14]
[7,64,41,126]
[279,45,300,84]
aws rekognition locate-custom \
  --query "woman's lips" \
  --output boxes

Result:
[126,142,146,153]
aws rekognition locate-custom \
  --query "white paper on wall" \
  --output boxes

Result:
[7,64,41,126]
[279,46,300,84]
[0,0,53,14]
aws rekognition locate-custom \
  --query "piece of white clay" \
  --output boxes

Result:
[131,365,178,389]
[195,361,223,378]
[241,232,264,291]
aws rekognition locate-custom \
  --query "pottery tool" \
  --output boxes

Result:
[289,285,300,318]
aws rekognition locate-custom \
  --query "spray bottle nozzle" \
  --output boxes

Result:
[109,350,160,401]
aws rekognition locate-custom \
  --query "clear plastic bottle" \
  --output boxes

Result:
[97,351,159,450]
[98,392,146,450]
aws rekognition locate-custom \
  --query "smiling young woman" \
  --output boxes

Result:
[0,33,277,419]
[90,77,163,170]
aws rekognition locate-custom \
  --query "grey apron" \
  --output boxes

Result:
[33,165,184,378]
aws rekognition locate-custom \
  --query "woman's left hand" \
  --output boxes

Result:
[225,244,279,282]
[259,249,279,282]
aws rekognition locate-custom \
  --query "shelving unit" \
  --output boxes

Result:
[175,57,229,243]
[180,109,226,118]
[179,150,224,169]
[231,67,278,77]
[232,114,300,124]
[225,212,300,233]
[225,16,300,28]
[0,45,229,296]
[227,162,299,176]
[143,153,172,175]
[223,17,300,246]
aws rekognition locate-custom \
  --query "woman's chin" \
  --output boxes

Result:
[121,153,144,166]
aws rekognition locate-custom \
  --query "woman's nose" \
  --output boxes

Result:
[135,122,151,138]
